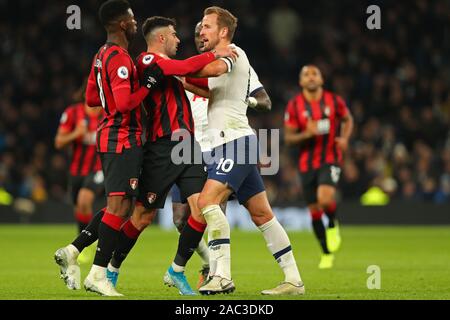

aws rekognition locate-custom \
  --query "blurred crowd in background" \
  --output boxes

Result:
[0,0,449,207]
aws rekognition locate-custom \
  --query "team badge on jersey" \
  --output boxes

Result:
[60,112,68,124]
[129,178,139,190]
[147,192,157,204]
[324,106,331,117]
[142,54,154,65]
[117,66,129,79]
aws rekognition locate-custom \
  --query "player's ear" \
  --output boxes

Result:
[219,27,228,39]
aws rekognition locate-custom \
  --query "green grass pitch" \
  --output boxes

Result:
[0,224,449,300]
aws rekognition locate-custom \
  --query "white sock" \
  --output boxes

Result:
[171,262,185,273]
[66,244,80,257]
[195,238,210,267]
[202,205,231,280]
[258,217,302,285]
[107,262,120,273]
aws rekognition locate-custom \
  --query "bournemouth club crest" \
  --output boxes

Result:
[129,178,139,190]
[147,192,157,204]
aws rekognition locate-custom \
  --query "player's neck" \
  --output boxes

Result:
[215,39,231,50]
[107,32,129,50]
[147,45,169,59]
[303,88,323,102]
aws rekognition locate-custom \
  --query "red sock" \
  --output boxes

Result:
[187,215,207,232]
[75,212,93,224]
[101,211,125,231]
[122,219,142,239]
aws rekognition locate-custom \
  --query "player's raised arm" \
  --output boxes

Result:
[183,77,210,98]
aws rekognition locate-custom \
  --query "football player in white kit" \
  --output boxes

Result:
[190,7,305,295]
[169,21,272,289]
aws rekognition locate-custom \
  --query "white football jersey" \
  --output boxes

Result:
[185,90,210,151]
[206,45,263,149]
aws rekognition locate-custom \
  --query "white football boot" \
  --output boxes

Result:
[54,245,81,290]
[84,266,123,297]
[261,281,305,295]
[199,275,235,295]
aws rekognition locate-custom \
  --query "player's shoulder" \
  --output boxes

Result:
[136,52,162,73]
[137,52,162,64]
[65,102,84,114]
[324,90,345,104]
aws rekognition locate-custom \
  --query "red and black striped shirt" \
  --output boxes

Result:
[136,51,215,142]
[284,91,350,173]
[58,103,103,176]
[86,43,143,153]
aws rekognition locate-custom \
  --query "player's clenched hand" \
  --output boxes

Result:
[212,45,239,62]
[74,120,88,138]
[304,118,319,138]
[142,63,164,89]
[335,137,349,153]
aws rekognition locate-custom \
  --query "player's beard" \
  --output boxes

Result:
[125,28,136,45]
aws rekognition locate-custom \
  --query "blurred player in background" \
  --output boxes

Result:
[284,65,353,269]
[178,7,304,295]
[168,21,272,290]
[54,81,104,264]
[54,0,162,296]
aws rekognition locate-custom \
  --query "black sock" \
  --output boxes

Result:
[72,209,105,252]
[325,202,337,228]
[312,219,330,254]
[325,213,336,228]
[174,216,206,267]
[93,213,124,267]
[111,220,141,269]
[77,222,89,234]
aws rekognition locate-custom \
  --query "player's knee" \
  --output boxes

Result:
[173,215,187,232]
[197,194,211,210]
[131,208,156,230]
[317,197,334,210]
[250,210,274,227]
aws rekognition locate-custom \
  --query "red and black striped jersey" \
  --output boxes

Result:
[58,102,103,176]
[86,43,143,153]
[284,91,350,173]
[136,52,199,142]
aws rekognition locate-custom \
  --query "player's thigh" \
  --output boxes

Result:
[176,163,206,204]
[100,147,143,199]
[300,170,319,205]
[202,139,256,206]
[236,165,265,205]
[137,140,183,209]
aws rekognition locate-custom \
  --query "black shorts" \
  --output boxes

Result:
[69,171,104,204]
[138,137,206,209]
[300,164,341,205]
[100,146,143,198]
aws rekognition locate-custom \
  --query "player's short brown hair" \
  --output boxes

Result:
[204,6,238,40]
[142,16,176,38]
